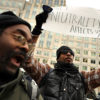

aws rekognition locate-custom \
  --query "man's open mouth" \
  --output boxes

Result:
[10,55,25,67]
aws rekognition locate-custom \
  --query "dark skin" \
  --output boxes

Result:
[0,24,32,85]
[57,52,74,64]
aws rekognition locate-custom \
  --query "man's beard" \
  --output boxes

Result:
[0,50,27,76]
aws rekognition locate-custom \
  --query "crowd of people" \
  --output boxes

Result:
[0,5,100,100]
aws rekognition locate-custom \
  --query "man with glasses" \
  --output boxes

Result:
[0,10,49,100]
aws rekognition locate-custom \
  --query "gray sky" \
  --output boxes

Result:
[66,0,100,10]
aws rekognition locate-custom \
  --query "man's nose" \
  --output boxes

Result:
[66,52,71,56]
[20,43,29,53]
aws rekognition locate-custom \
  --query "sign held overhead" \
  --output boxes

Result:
[43,6,100,38]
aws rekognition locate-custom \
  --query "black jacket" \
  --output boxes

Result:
[40,62,86,100]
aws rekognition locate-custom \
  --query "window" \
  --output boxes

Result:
[40,32,45,38]
[48,33,52,40]
[54,0,59,5]
[37,58,40,62]
[91,44,96,49]
[18,2,23,9]
[62,40,67,45]
[76,49,80,54]
[91,51,96,56]
[31,10,36,19]
[55,39,59,43]
[35,0,40,3]
[6,2,10,7]
[0,9,4,13]
[92,38,96,42]
[25,5,31,18]
[0,1,3,6]
[43,59,47,63]
[84,37,89,41]
[52,53,56,57]
[75,64,79,69]
[48,0,52,6]
[83,58,88,63]
[69,41,73,46]
[70,36,74,39]
[12,1,16,7]
[99,53,100,57]
[82,66,87,70]
[38,40,44,48]
[90,67,95,71]
[56,33,60,36]
[84,50,88,55]
[42,0,46,4]
[77,37,82,40]
[51,60,56,65]
[75,57,80,61]
[99,61,100,65]
[46,41,51,48]
[61,0,64,6]
[76,42,81,47]
[36,50,42,55]
[91,59,96,64]
[44,51,49,56]
[84,43,88,48]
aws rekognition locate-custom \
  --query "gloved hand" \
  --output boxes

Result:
[32,5,53,35]
[32,12,48,35]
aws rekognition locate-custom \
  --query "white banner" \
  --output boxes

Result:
[42,6,100,38]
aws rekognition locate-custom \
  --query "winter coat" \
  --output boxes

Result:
[39,63,86,100]
[0,69,43,100]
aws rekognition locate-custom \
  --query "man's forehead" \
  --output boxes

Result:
[7,24,31,34]
[3,25,32,40]
[14,29,32,37]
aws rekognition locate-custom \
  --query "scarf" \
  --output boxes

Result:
[55,61,79,74]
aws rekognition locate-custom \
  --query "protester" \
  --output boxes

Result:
[24,42,100,100]
[0,10,49,100]
[23,15,100,100]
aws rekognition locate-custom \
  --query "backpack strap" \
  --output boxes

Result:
[31,79,38,100]
[23,73,38,100]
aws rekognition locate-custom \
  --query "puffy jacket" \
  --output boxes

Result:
[39,66,86,100]
[24,56,100,92]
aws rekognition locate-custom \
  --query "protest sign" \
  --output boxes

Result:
[42,6,100,38]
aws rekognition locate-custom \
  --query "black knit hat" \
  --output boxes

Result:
[0,11,31,31]
[56,46,74,59]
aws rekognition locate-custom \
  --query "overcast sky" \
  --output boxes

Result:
[66,0,100,10]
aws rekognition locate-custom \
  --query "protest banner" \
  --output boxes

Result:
[42,6,100,38]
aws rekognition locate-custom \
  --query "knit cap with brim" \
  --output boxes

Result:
[0,11,31,31]
[56,46,74,59]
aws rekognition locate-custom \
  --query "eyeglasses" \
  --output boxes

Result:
[60,50,74,56]
[13,34,34,57]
